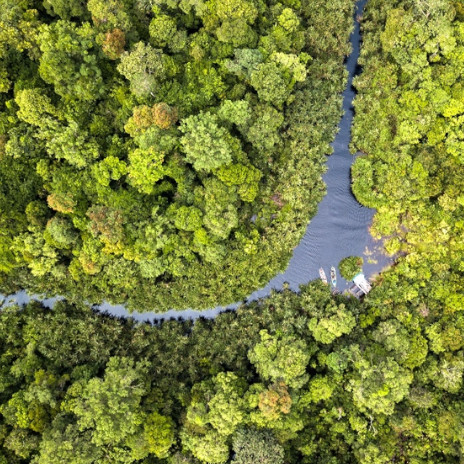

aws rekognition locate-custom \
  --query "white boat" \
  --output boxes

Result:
[319,267,328,285]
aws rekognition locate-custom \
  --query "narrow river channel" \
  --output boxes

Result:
[2,0,393,322]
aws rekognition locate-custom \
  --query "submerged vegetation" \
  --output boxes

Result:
[0,0,355,310]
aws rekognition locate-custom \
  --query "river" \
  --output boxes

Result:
[1,0,393,322]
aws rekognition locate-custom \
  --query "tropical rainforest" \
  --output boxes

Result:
[1,0,464,463]
[0,0,354,310]
[1,276,464,464]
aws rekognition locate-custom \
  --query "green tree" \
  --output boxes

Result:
[372,320,428,369]
[127,147,165,194]
[185,372,248,436]
[0,235,16,273]
[349,349,413,415]
[231,428,284,464]
[45,216,79,249]
[92,156,127,187]
[426,314,464,354]
[36,416,101,464]
[172,206,203,232]
[215,163,261,202]
[149,14,187,52]
[65,357,149,446]
[250,54,306,107]
[37,21,104,101]
[43,122,100,168]
[433,354,464,393]
[197,0,258,47]
[43,0,87,19]
[307,302,356,344]
[3,427,40,460]
[0,390,49,433]
[250,61,288,107]
[128,411,175,459]
[201,178,239,239]
[303,375,335,403]
[248,330,310,388]
[338,256,363,281]
[217,100,251,128]
[181,429,229,464]
[180,113,236,172]
[15,89,58,127]
[246,105,284,152]
[87,0,131,32]
[226,48,263,78]
[117,42,175,98]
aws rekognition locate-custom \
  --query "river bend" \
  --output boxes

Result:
[2,0,393,322]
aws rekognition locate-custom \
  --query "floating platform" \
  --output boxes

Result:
[353,273,372,293]
[349,273,372,298]
[348,284,365,299]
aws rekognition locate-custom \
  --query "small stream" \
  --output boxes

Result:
[1,0,393,322]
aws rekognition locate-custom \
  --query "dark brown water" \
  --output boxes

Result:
[1,0,393,321]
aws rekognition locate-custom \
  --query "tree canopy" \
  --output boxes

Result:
[1,271,463,464]
[0,0,355,311]
[1,0,464,463]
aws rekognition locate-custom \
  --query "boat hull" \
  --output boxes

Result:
[319,268,328,285]
[330,266,337,287]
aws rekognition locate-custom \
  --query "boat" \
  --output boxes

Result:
[319,268,328,285]
[331,266,337,287]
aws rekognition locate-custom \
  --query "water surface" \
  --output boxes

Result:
[2,0,393,322]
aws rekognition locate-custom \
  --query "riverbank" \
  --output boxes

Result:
[1,0,393,322]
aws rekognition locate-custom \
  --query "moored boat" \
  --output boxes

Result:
[331,266,337,287]
[319,267,328,285]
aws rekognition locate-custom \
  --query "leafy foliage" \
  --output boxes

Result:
[1,268,463,464]
[0,0,355,311]
[231,428,284,464]
[248,330,311,388]
[339,256,363,281]
[1,1,464,464]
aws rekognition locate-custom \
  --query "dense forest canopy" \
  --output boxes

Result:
[351,0,464,315]
[1,272,464,464]
[1,0,464,462]
[0,0,354,310]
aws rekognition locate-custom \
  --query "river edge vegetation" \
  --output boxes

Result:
[351,0,464,313]
[0,0,355,311]
[338,256,363,281]
[1,0,464,463]
[1,277,464,464]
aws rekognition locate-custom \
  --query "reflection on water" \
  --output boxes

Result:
[1,0,394,322]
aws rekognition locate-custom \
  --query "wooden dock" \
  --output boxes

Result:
[348,284,365,298]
